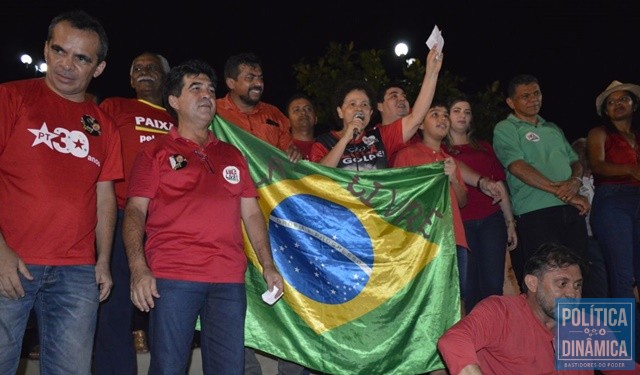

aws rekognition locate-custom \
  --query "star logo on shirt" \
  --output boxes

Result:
[28,122,58,149]
[73,138,85,150]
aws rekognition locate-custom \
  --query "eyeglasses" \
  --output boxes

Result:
[194,150,215,174]
[606,95,633,106]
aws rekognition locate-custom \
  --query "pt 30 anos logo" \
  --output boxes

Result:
[556,298,635,370]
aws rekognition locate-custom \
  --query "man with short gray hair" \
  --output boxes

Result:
[94,51,175,375]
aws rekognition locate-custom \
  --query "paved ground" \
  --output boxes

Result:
[18,349,280,375]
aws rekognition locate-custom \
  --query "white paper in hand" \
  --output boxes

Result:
[261,286,282,305]
[425,25,444,53]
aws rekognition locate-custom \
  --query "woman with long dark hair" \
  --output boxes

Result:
[444,96,517,311]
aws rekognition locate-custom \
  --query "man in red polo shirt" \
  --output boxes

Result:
[124,59,283,374]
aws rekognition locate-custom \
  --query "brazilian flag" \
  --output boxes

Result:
[210,116,460,374]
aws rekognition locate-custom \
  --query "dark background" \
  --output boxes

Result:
[1,0,638,143]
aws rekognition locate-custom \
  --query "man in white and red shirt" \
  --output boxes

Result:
[0,11,122,375]
[94,52,174,375]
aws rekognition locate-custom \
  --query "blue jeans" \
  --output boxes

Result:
[149,279,246,375]
[464,210,507,311]
[94,209,138,375]
[0,265,99,374]
[591,184,640,299]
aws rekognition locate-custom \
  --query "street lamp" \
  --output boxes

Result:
[394,42,408,57]
[20,54,32,65]
[394,42,416,69]
[19,53,47,76]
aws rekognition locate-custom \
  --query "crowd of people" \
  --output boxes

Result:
[1,9,639,375]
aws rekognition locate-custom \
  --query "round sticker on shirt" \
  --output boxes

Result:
[81,114,101,136]
[525,132,540,142]
[223,166,240,184]
[169,154,188,170]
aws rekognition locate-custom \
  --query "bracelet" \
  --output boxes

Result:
[476,176,486,189]
[505,219,517,227]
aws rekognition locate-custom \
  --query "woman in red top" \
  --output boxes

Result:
[587,80,640,300]
[445,96,518,311]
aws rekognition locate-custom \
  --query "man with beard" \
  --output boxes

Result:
[437,243,639,374]
[216,52,301,374]
[216,52,299,162]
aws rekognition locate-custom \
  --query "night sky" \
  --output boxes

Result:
[1,0,638,142]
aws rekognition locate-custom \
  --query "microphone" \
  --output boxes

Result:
[353,111,364,139]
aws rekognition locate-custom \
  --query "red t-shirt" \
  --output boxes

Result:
[127,127,258,283]
[448,141,506,220]
[0,78,123,265]
[99,98,175,209]
[293,139,314,161]
[394,143,468,249]
[216,94,293,151]
[377,121,421,167]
